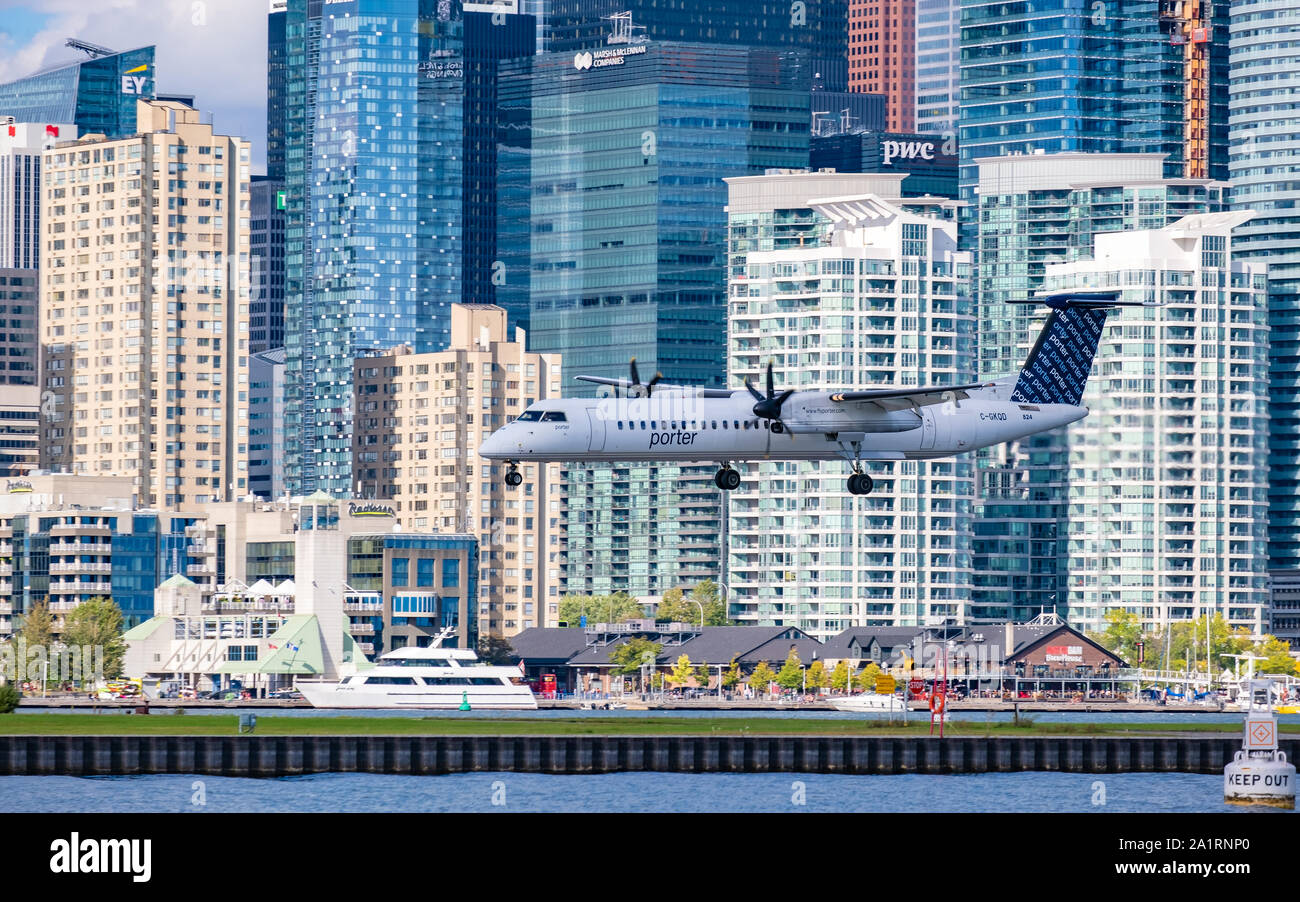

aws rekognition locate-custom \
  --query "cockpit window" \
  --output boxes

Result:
[516,410,542,422]
[540,411,567,422]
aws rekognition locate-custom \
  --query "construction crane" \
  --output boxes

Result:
[64,38,117,60]
[1159,1,1211,180]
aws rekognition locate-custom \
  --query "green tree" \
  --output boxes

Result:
[558,592,645,627]
[854,662,883,692]
[608,637,661,677]
[805,660,827,690]
[476,636,515,666]
[829,660,851,692]
[655,581,729,625]
[19,601,55,651]
[1092,609,1144,666]
[62,598,126,679]
[0,682,18,714]
[694,663,711,689]
[747,661,777,696]
[775,649,804,691]
[1166,614,1250,673]
[1257,636,1299,676]
[722,658,741,689]
[668,653,696,687]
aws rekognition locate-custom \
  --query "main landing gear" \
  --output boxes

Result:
[847,470,873,495]
[504,462,523,487]
[714,465,741,491]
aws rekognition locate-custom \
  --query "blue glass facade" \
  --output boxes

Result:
[267,6,288,181]
[0,47,156,139]
[283,0,466,495]
[959,1,1230,213]
[497,42,811,388]
[1228,0,1300,572]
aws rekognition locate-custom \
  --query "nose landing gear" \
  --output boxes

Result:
[504,462,522,487]
[713,466,741,491]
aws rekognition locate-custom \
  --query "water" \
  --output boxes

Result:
[0,771,1283,813]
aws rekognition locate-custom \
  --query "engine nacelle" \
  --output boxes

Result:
[783,395,923,434]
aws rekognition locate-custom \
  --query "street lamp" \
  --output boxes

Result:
[690,598,704,630]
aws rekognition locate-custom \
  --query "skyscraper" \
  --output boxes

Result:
[959,1,1230,204]
[914,0,959,135]
[282,0,535,495]
[725,171,972,637]
[39,101,251,509]
[849,0,917,132]
[282,0,467,495]
[267,1,289,182]
[971,152,1227,623]
[1042,212,1269,636]
[0,45,156,140]
[1228,0,1300,573]
[249,177,285,353]
[497,37,812,600]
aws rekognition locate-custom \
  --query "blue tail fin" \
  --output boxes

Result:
[1009,292,1129,406]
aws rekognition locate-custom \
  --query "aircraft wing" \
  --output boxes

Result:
[827,381,989,411]
[574,375,736,398]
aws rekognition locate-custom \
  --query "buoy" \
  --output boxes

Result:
[1224,679,1295,809]
[459,690,471,712]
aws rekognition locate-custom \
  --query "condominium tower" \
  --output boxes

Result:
[725,171,973,638]
[350,304,564,638]
[38,100,251,509]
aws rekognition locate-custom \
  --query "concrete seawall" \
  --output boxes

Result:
[0,735,1279,777]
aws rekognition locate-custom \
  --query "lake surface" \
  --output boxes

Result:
[0,771,1284,813]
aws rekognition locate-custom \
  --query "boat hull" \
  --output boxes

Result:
[297,682,538,710]
[830,694,907,714]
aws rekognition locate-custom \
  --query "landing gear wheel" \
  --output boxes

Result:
[714,467,741,491]
[848,472,873,495]
[504,465,523,488]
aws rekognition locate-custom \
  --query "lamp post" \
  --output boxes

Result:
[690,598,704,630]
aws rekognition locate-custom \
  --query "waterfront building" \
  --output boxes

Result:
[249,348,286,501]
[810,130,958,198]
[1041,212,1269,635]
[958,1,1231,227]
[197,496,479,656]
[1,122,74,271]
[0,474,209,637]
[349,304,565,638]
[914,0,959,136]
[972,152,1227,624]
[38,100,251,509]
[725,171,973,638]
[0,46,156,140]
[1227,0,1300,573]
[848,0,916,132]
[248,177,285,354]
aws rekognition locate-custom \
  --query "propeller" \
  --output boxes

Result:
[745,361,795,436]
[626,358,663,398]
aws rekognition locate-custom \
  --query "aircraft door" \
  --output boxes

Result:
[586,408,606,452]
[921,408,936,450]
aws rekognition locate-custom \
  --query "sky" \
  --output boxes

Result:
[0,0,270,171]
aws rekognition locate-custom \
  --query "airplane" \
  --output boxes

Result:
[479,291,1141,495]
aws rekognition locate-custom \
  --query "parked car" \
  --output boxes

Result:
[270,689,304,700]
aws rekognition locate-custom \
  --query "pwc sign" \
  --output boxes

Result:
[881,140,936,166]
[120,63,149,95]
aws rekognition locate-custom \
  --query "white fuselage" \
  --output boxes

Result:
[479,379,1087,465]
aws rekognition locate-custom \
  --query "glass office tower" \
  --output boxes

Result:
[959,1,1230,208]
[1228,0,1300,572]
[282,0,466,495]
[497,39,811,599]
[0,46,156,139]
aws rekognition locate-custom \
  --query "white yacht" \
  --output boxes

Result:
[830,692,909,715]
[297,634,537,710]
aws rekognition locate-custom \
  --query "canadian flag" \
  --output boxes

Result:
[518,659,526,676]
[267,643,278,650]
[45,125,59,137]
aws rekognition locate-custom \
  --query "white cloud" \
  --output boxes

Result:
[0,0,269,169]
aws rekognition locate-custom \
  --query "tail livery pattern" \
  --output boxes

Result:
[1009,292,1124,407]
